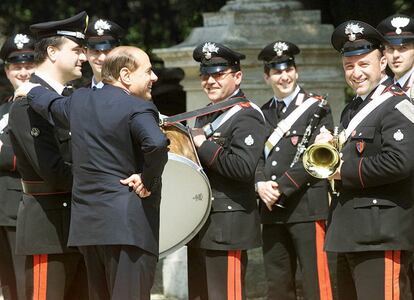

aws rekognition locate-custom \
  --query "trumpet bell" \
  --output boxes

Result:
[303,143,340,179]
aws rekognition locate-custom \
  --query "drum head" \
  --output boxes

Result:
[159,153,211,258]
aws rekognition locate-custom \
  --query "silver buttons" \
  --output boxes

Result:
[272,161,277,166]
[63,202,68,207]
[307,183,311,186]
[372,199,377,204]
[275,147,280,152]
[271,175,277,180]
[227,205,232,210]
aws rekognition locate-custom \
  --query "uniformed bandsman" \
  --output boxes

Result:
[187,42,266,300]
[85,17,124,89]
[255,41,334,300]
[8,12,89,299]
[377,14,414,97]
[0,32,35,300]
[319,20,414,300]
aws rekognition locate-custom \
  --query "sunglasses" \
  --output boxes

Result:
[200,71,235,81]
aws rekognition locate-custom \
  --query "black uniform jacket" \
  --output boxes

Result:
[325,83,414,252]
[27,84,169,256]
[0,96,22,227]
[9,75,74,255]
[189,91,266,251]
[256,88,334,224]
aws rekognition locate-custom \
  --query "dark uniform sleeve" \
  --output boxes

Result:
[341,99,414,189]
[27,85,71,129]
[129,102,169,191]
[197,108,266,182]
[277,104,334,197]
[9,99,72,189]
[0,143,17,172]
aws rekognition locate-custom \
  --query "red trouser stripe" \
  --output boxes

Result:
[227,250,242,300]
[315,221,333,300]
[385,250,401,300]
[33,254,48,300]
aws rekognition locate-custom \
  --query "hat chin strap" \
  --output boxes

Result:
[56,30,85,39]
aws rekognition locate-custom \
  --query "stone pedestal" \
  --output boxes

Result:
[154,0,346,123]
[153,1,346,299]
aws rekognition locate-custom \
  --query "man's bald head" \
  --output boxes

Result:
[101,46,157,99]
[101,46,146,83]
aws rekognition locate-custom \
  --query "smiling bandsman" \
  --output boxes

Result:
[255,40,334,300]
[187,41,266,300]
[319,20,414,300]
[85,17,124,89]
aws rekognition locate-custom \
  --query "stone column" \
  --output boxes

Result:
[153,1,346,298]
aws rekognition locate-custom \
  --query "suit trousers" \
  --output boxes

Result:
[25,251,88,300]
[335,251,412,300]
[262,221,333,300]
[79,245,157,300]
[0,226,26,300]
[188,247,248,300]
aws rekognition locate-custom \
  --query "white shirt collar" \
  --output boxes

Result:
[272,85,300,107]
[396,65,414,88]
[91,76,104,89]
[34,71,65,95]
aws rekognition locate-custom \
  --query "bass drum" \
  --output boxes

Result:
[159,123,212,258]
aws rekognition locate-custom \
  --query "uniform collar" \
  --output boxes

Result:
[34,71,65,95]
[395,65,414,88]
[272,85,300,107]
[358,75,388,101]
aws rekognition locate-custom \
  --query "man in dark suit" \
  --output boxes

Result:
[0,32,36,300]
[20,46,169,300]
[377,14,414,97]
[85,17,124,89]
[8,12,89,300]
[318,20,414,300]
[187,42,266,300]
[255,41,334,300]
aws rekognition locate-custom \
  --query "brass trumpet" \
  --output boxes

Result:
[302,127,343,179]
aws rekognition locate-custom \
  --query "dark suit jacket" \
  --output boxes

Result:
[256,88,334,223]
[325,83,414,252]
[27,84,168,255]
[9,75,74,255]
[0,96,22,227]
[189,91,266,251]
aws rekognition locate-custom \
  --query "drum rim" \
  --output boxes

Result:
[159,153,212,258]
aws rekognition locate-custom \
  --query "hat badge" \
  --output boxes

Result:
[391,17,410,35]
[202,42,219,60]
[345,23,364,41]
[94,19,111,36]
[13,34,30,50]
[273,42,288,57]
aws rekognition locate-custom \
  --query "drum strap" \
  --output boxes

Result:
[160,97,249,126]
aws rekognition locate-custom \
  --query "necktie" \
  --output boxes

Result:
[62,85,74,96]
[276,101,285,118]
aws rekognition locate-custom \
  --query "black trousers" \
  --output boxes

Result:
[188,247,248,300]
[336,250,412,300]
[0,226,26,300]
[79,245,157,300]
[25,251,88,300]
[262,221,333,300]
